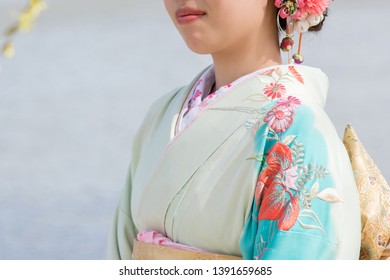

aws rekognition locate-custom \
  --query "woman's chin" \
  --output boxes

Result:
[183,42,215,55]
[188,48,211,55]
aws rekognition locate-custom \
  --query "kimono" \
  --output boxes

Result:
[108,64,361,260]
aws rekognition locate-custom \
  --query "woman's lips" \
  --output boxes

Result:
[175,7,206,24]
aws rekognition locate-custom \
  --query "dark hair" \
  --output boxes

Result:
[279,9,328,32]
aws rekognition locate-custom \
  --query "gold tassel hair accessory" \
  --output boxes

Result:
[275,0,329,64]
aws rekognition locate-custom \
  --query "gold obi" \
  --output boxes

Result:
[132,240,242,260]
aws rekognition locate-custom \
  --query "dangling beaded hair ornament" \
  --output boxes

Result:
[275,0,330,64]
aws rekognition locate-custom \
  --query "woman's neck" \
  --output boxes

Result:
[211,17,282,90]
[212,50,282,90]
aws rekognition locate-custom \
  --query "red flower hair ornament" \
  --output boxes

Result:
[275,0,331,64]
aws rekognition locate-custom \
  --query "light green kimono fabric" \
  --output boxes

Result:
[108,65,361,260]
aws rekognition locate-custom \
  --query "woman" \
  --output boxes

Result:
[108,0,361,260]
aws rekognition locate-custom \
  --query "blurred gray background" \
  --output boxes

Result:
[0,0,388,259]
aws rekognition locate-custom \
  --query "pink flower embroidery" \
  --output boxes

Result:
[277,96,301,109]
[198,101,209,110]
[264,105,294,132]
[208,92,216,98]
[192,89,203,102]
[224,83,232,89]
[284,166,298,191]
[195,78,203,87]
[264,83,286,99]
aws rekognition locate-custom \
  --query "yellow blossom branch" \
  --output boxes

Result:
[1,0,47,60]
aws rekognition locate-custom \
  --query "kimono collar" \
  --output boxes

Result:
[178,64,329,134]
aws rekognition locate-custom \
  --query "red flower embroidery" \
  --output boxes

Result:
[264,83,286,99]
[277,195,300,231]
[255,166,282,206]
[264,105,294,132]
[256,143,300,231]
[261,69,276,76]
[288,66,305,84]
[255,143,292,205]
[267,142,293,166]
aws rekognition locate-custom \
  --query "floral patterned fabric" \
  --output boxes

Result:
[343,125,390,260]
[178,66,262,134]
[109,64,361,260]
[239,66,356,259]
[176,65,360,259]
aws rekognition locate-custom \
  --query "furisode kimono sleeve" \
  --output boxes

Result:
[240,72,361,259]
[107,165,138,259]
[107,91,177,259]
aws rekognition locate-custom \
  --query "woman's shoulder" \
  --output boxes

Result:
[245,64,330,109]
[285,64,329,109]
[254,64,337,140]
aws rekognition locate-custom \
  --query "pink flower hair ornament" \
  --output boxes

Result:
[275,0,331,64]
